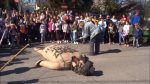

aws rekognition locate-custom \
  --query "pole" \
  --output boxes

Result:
[0,29,6,47]
[0,44,29,71]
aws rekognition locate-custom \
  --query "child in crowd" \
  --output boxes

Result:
[118,21,124,45]
[40,21,47,43]
[123,21,130,47]
[132,23,143,48]
[70,20,78,44]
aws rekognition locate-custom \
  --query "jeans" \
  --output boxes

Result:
[119,32,124,44]
[101,31,105,43]
[133,37,139,47]
[10,35,16,47]
[41,33,46,43]
[89,41,100,55]
[89,33,101,55]
[70,31,77,43]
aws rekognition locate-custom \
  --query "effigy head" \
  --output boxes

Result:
[71,54,95,76]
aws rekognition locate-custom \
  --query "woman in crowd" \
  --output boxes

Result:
[48,18,56,43]
[108,22,116,44]
[62,20,70,43]
[9,22,19,48]
[70,20,78,44]
[55,16,62,43]
[98,18,107,44]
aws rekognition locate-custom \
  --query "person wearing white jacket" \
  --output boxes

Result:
[55,18,62,43]
[62,21,70,43]
[123,21,130,47]
[40,21,47,43]
[98,18,107,43]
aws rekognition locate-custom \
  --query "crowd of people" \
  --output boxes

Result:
[0,8,146,49]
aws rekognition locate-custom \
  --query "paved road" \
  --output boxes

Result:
[0,43,150,84]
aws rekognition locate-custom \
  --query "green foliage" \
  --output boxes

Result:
[144,0,150,17]
[75,0,93,12]
[36,0,62,10]
[91,0,120,14]
[0,0,16,10]
[36,0,93,12]
[104,0,120,14]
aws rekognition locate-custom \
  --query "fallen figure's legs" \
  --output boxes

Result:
[36,60,60,70]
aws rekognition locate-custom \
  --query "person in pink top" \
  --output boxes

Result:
[48,18,56,43]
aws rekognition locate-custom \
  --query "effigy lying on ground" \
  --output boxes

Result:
[34,44,95,76]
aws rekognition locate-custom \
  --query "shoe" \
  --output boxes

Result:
[57,41,60,43]
[124,44,126,47]
[35,60,43,67]
[126,44,129,47]
[76,42,78,44]
[136,45,139,48]
[95,52,100,55]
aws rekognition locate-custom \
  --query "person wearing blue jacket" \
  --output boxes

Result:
[131,12,141,25]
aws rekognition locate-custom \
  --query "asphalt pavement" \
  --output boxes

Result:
[0,43,150,84]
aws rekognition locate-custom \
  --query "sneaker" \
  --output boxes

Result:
[57,41,59,43]
[124,44,126,47]
[136,45,139,48]
[126,44,129,47]
[64,40,67,43]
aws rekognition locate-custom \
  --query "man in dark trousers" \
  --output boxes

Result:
[79,17,101,55]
